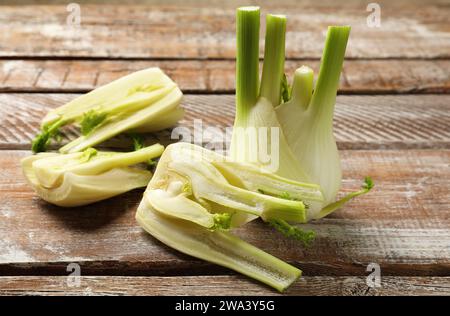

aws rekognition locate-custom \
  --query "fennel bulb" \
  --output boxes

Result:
[22,144,164,206]
[231,7,370,220]
[136,142,324,291]
[32,68,183,153]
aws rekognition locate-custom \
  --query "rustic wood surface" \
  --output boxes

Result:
[1,276,449,296]
[0,94,449,150]
[1,59,449,93]
[0,0,449,295]
[1,1,449,59]
[1,149,449,277]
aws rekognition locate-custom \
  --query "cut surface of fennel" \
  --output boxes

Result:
[22,144,164,207]
[147,142,323,225]
[136,200,301,292]
[32,67,183,153]
[136,143,319,291]
[135,6,373,293]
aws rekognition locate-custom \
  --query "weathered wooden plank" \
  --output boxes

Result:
[0,150,448,276]
[0,94,449,150]
[1,59,449,93]
[0,0,449,59]
[0,276,449,296]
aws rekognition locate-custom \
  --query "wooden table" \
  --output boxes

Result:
[0,0,449,296]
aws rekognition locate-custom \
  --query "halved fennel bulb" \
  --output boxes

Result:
[22,144,164,207]
[136,142,324,291]
[32,68,183,153]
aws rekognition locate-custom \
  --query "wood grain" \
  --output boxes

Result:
[1,59,449,93]
[0,149,448,277]
[0,0,449,59]
[0,94,449,150]
[0,276,449,296]
[0,0,448,297]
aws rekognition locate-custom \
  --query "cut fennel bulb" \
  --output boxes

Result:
[32,68,183,153]
[136,142,325,291]
[143,143,322,225]
[136,199,301,292]
[21,144,164,207]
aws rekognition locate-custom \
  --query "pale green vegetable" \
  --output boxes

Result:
[136,142,315,291]
[231,9,307,182]
[146,186,232,230]
[32,68,183,153]
[212,161,323,203]
[135,6,374,292]
[129,107,184,133]
[152,142,324,226]
[231,7,371,220]
[276,26,351,208]
[149,142,322,223]
[169,161,307,223]
[136,199,301,292]
[22,144,164,207]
